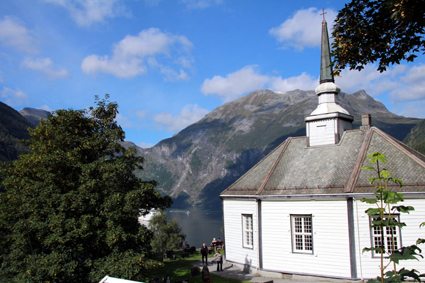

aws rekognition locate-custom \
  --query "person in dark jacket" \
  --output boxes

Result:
[200,243,208,265]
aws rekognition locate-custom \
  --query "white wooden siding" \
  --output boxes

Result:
[223,199,259,268]
[353,198,425,279]
[307,119,336,146]
[338,120,352,138]
[261,200,352,278]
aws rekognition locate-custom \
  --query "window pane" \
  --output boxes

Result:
[295,234,303,250]
[373,225,382,235]
[304,217,312,233]
[387,237,398,253]
[304,235,313,250]
[374,236,383,253]
[295,217,302,233]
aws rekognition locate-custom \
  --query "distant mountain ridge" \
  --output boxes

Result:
[0,102,32,161]
[0,103,50,161]
[20,108,51,127]
[137,89,424,212]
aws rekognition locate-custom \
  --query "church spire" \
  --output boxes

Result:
[304,9,353,147]
[320,10,334,84]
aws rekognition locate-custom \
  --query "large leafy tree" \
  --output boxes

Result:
[0,97,171,282]
[149,212,185,261]
[332,0,424,73]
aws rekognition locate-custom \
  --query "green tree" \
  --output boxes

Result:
[332,0,424,73]
[0,97,171,282]
[361,152,422,283]
[149,211,185,260]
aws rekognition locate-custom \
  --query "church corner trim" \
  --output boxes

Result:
[346,197,358,279]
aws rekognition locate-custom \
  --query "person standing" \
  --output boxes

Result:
[200,243,208,265]
[214,248,223,271]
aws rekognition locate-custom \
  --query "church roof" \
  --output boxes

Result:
[220,127,425,198]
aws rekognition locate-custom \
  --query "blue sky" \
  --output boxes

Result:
[0,0,424,147]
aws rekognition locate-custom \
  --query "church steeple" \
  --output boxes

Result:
[319,13,334,84]
[304,12,353,146]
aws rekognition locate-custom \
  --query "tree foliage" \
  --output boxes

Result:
[361,152,422,283]
[0,96,171,282]
[332,0,425,73]
[149,211,185,261]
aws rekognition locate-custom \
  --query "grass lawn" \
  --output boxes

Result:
[146,251,250,283]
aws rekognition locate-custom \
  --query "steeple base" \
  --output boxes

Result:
[305,113,353,146]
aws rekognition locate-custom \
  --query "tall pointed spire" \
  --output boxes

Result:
[320,10,334,83]
[304,9,353,147]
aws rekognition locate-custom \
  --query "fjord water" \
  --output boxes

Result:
[168,207,224,248]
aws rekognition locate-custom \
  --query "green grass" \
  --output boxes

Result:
[146,251,250,283]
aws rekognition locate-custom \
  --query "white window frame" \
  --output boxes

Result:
[242,214,253,249]
[290,214,313,254]
[369,214,401,257]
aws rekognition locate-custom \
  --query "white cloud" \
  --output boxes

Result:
[0,86,27,106]
[181,0,222,9]
[81,28,193,79]
[336,64,425,102]
[44,0,127,27]
[0,16,35,53]
[154,104,209,132]
[269,7,337,49]
[147,57,189,81]
[336,66,386,94]
[201,65,318,101]
[201,66,269,102]
[22,57,68,79]
[269,73,317,93]
[391,65,425,101]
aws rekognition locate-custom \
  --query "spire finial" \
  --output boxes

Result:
[320,9,327,22]
[319,9,334,84]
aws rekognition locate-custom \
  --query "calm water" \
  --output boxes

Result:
[167,207,224,248]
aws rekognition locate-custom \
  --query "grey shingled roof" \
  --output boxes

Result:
[220,127,425,197]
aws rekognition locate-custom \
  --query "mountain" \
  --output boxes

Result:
[0,104,51,162]
[404,120,425,154]
[137,89,423,212]
[0,102,32,161]
[19,108,51,127]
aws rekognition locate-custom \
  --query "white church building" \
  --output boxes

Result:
[220,17,425,280]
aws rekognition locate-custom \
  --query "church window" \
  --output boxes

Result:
[242,214,253,249]
[370,215,401,257]
[291,215,313,254]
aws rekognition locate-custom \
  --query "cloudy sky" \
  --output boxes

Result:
[0,0,424,147]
